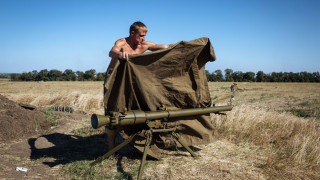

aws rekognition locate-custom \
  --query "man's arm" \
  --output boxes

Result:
[109,39,129,60]
[147,42,175,51]
[107,39,129,71]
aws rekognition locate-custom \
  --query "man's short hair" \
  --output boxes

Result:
[130,21,148,33]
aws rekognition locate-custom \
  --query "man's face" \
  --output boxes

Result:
[131,29,147,45]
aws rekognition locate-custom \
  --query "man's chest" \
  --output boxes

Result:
[122,45,148,54]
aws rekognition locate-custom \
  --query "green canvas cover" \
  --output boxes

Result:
[104,37,216,158]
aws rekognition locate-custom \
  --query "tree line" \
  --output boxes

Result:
[206,69,320,82]
[8,68,320,82]
[10,69,105,81]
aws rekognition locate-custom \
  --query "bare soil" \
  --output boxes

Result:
[0,94,94,179]
[0,95,50,142]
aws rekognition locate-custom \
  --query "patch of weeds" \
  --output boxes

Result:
[127,162,150,179]
[101,159,140,180]
[84,166,97,179]
[63,160,102,179]
[72,126,98,137]
[44,108,59,126]
[42,129,51,135]
[99,155,117,166]
[121,160,152,179]
[289,108,311,118]
[47,106,55,111]
[42,108,60,135]
[220,87,229,91]
[298,101,311,107]
[111,172,131,180]
[129,163,141,174]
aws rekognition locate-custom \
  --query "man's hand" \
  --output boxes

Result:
[109,38,130,61]
[118,51,129,61]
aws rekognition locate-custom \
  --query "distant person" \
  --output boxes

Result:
[105,21,173,150]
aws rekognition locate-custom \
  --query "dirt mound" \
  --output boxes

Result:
[0,94,50,142]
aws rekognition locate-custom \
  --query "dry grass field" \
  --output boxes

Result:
[0,81,105,114]
[0,80,319,179]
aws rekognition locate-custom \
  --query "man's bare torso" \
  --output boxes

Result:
[119,38,149,54]
[108,38,153,70]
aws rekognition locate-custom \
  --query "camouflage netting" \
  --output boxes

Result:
[104,37,216,159]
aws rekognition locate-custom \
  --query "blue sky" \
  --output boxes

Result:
[0,0,319,73]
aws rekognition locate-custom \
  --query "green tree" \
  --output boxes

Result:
[313,72,320,82]
[256,71,265,82]
[215,70,223,82]
[231,71,244,82]
[76,71,84,81]
[206,70,214,81]
[283,72,290,82]
[10,73,21,81]
[96,72,105,81]
[30,70,38,80]
[243,72,255,82]
[36,69,49,81]
[270,72,284,82]
[48,69,63,81]
[84,69,96,81]
[63,69,76,81]
[224,69,233,82]
[20,72,35,81]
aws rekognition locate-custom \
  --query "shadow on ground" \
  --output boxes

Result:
[28,132,201,168]
[28,133,115,167]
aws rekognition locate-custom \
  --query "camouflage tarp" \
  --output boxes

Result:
[104,37,216,158]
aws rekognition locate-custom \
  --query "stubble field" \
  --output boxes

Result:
[0,80,319,179]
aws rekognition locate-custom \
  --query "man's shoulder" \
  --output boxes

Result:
[116,38,126,43]
[115,38,127,46]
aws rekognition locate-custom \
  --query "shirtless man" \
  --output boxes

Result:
[105,21,173,150]
[107,21,172,71]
